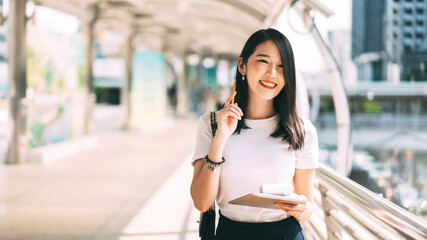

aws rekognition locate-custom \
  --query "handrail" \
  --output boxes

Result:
[309,163,427,240]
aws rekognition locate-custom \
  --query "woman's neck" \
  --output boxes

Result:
[245,96,276,120]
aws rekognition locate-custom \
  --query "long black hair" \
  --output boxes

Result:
[233,28,305,151]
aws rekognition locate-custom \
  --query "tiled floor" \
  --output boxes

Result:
[0,109,200,240]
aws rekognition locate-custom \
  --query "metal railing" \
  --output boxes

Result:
[316,113,427,130]
[301,163,427,240]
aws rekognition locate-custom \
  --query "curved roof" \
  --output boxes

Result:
[34,0,290,57]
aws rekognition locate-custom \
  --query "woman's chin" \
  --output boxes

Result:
[254,93,278,101]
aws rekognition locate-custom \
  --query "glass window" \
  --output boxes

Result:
[404,21,413,26]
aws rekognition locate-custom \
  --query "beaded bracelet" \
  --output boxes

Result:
[203,154,225,172]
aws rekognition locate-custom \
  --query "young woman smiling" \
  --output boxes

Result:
[190,28,319,240]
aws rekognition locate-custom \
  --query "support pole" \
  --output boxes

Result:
[122,31,136,130]
[7,0,28,164]
[293,1,353,176]
[83,4,99,134]
[176,54,188,117]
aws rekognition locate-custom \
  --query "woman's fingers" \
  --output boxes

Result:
[224,103,243,116]
[231,104,243,116]
[276,200,306,209]
[222,109,240,120]
[274,203,304,216]
[274,203,298,210]
[227,106,242,120]
[220,103,243,118]
[225,91,237,107]
[274,196,308,217]
[218,108,238,120]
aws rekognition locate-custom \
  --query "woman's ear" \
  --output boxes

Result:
[237,57,246,75]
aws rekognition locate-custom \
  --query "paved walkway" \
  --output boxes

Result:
[0,112,201,240]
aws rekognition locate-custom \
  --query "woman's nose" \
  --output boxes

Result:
[267,66,277,78]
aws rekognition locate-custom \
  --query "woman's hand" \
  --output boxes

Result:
[215,91,243,140]
[274,193,309,218]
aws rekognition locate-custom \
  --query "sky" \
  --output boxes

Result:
[276,0,352,72]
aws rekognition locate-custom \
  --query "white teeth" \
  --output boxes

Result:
[260,80,276,88]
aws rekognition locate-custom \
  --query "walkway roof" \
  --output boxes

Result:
[35,0,290,57]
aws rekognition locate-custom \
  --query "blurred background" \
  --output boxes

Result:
[0,0,426,239]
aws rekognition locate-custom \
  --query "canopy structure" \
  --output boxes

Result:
[34,0,290,56]
[10,0,352,179]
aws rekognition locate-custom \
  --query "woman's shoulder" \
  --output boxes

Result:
[198,111,214,122]
[197,111,215,128]
[199,111,211,119]
[298,115,316,133]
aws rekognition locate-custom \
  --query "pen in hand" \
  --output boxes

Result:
[231,82,236,104]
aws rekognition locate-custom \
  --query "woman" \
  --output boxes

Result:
[190,28,319,240]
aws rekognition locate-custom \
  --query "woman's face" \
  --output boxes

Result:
[239,40,285,102]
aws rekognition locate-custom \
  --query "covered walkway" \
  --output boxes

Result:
[0,107,199,240]
[1,0,426,239]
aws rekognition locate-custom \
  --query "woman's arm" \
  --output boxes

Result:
[275,168,317,222]
[190,91,243,212]
[190,135,227,212]
[292,168,316,222]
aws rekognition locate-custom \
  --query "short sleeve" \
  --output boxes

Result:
[191,112,213,166]
[295,117,319,169]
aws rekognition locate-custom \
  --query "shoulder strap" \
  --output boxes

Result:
[210,111,217,137]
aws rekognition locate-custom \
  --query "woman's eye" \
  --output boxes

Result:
[278,65,283,68]
[258,60,268,64]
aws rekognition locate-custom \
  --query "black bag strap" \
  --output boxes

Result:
[208,111,217,213]
[198,111,217,240]
[210,111,217,137]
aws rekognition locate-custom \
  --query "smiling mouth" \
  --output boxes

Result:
[259,80,277,89]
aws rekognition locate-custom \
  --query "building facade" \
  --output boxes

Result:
[352,0,427,82]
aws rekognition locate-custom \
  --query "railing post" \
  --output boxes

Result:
[319,184,342,240]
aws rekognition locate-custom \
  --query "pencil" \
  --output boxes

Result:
[232,82,236,104]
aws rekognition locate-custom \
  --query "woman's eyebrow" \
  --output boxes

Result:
[255,54,270,58]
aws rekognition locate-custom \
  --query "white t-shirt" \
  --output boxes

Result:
[191,112,319,223]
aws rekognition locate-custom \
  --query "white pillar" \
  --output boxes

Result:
[83,4,99,134]
[176,55,188,117]
[293,2,353,176]
[7,0,28,164]
[122,31,135,130]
